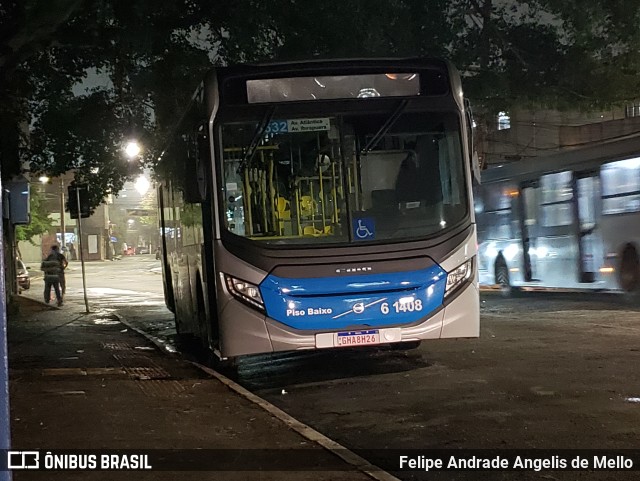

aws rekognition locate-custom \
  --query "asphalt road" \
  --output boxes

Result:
[22,257,640,480]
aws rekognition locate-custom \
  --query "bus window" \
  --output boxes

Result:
[221,119,347,242]
[475,183,515,239]
[601,157,640,215]
[522,186,538,227]
[540,171,573,227]
[219,112,467,245]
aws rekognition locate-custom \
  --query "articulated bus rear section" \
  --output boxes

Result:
[475,135,640,295]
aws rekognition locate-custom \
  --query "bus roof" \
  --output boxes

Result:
[482,133,640,184]
[211,57,453,78]
[205,57,464,109]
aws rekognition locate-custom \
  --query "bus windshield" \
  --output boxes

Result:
[220,111,467,246]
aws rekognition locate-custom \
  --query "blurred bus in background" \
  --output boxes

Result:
[476,135,640,295]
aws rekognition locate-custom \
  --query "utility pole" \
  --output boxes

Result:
[76,186,90,314]
[59,178,66,250]
[0,171,14,481]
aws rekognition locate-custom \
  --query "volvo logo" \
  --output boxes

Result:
[352,303,365,314]
[332,298,387,320]
[335,266,373,274]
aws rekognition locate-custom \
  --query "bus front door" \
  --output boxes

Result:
[574,172,601,283]
[518,182,540,282]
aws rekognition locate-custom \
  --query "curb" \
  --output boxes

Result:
[113,313,401,481]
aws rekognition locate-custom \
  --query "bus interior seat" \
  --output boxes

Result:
[276,197,291,220]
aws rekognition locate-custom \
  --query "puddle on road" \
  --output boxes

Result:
[93,318,121,325]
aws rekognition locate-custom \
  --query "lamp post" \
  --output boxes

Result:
[75,185,90,314]
[59,178,66,251]
[134,175,150,196]
[125,140,141,159]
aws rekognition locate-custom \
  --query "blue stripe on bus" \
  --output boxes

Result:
[259,265,447,330]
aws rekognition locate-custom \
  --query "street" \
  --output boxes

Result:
[25,254,175,340]
[21,256,640,479]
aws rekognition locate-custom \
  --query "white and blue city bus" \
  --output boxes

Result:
[476,135,640,294]
[157,58,479,362]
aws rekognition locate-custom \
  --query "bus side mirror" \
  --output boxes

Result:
[472,151,481,185]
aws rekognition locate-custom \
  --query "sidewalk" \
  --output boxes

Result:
[6,295,374,480]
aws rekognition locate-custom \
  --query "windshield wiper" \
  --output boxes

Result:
[360,99,409,154]
[239,106,276,170]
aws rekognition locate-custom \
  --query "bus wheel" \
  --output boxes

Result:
[620,244,640,296]
[173,313,198,351]
[495,259,512,297]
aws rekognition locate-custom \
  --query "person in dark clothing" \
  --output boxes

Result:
[53,246,69,297]
[395,150,422,203]
[395,137,444,207]
[41,246,64,306]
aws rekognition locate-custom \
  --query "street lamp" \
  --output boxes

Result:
[39,176,49,184]
[124,140,141,159]
[134,175,150,196]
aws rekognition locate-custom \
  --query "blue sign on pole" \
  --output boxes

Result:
[0,176,13,481]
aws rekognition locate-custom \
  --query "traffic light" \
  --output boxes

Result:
[67,184,91,219]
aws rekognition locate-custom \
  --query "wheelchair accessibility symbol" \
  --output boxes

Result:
[354,218,375,240]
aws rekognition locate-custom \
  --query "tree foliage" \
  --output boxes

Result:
[15,189,53,244]
[2,0,640,200]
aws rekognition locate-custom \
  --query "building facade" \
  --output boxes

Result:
[480,106,640,166]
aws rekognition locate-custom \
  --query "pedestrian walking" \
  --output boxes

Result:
[41,246,64,306]
[53,245,69,297]
[68,242,77,260]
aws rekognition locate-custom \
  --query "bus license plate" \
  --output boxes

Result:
[335,330,380,347]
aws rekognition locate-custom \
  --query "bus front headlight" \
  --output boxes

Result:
[224,275,265,311]
[445,258,474,297]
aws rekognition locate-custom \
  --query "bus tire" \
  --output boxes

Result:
[174,312,186,335]
[620,243,640,297]
[163,268,176,313]
[495,258,512,297]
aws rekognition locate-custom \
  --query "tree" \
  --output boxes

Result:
[451,0,640,111]
[15,189,53,245]
[0,0,90,179]
[4,0,640,199]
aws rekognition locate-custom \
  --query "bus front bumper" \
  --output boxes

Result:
[218,281,479,358]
